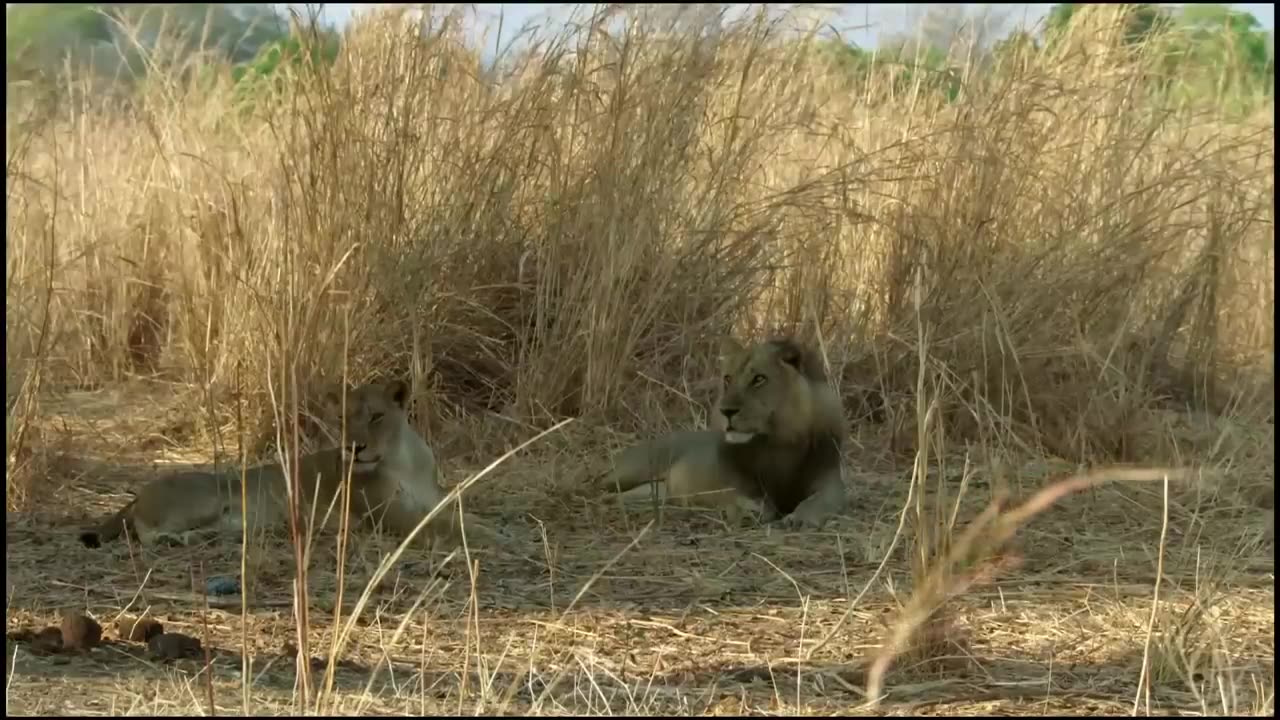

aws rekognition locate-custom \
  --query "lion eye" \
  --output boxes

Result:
[370,412,384,424]
[751,374,768,388]
[723,375,732,387]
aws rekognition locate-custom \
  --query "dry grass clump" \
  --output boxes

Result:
[7,5,1272,469]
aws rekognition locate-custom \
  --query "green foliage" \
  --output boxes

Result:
[1045,3,1173,47]
[118,3,291,64]
[1043,3,1272,112]
[992,30,1040,62]
[8,2,1268,115]
[1157,4,1274,110]
[814,3,1272,114]
[5,3,298,85]
[231,30,341,83]
[5,2,345,113]
[6,4,120,75]
[814,38,876,78]
[815,38,963,102]
[6,3,116,50]
[228,29,341,108]
[1171,5,1272,77]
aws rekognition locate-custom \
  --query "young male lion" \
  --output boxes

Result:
[78,381,498,552]
[600,337,848,528]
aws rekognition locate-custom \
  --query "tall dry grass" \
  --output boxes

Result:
[5,4,1273,508]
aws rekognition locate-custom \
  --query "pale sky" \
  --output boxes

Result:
[301,3,1275,52]
[5,3,1273,52]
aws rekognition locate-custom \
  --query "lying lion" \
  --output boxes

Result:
[78,381,500,552]
[600,337,847,528]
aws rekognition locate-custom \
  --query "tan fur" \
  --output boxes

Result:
[78,381,501,552]
[601,337,847,528]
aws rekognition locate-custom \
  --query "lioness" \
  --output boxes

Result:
[78,381,498,552]
[601,337,847,528]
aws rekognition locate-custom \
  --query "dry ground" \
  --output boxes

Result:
[5,381,1273,716]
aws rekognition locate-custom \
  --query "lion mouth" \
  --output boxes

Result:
[342,444,379,469]
[723,431,755,445]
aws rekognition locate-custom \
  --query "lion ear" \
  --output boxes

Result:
[719,337,746,371]
[770,338,826,380]
[320,384,346,414]
[773,339,804,369]
[385,380,410,410]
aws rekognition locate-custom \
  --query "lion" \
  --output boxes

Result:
[78,381,500,552]
[600,337,848,528]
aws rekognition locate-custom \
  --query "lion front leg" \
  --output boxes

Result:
[723,492,772,526]
[353,489,434,550]
[378,496,503,554]
[446,507,509,550]
[778,468,847,529]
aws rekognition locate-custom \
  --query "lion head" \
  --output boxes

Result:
[322,380,411,472]
[716,337,839,447]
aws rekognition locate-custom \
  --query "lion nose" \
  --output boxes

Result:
[720,407,739,422]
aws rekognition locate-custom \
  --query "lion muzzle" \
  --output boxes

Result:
[342,444,381,472]
[719,408,756,444]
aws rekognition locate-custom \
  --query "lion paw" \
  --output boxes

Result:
[778,509,829,530]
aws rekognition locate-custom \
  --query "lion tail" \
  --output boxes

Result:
[79,499,136,549]
[600,430,717,494]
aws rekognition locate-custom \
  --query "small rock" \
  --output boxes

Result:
[116,616,165,643]
[148,632,203,661]
[60,612,102,651]
[205,575,241,596]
